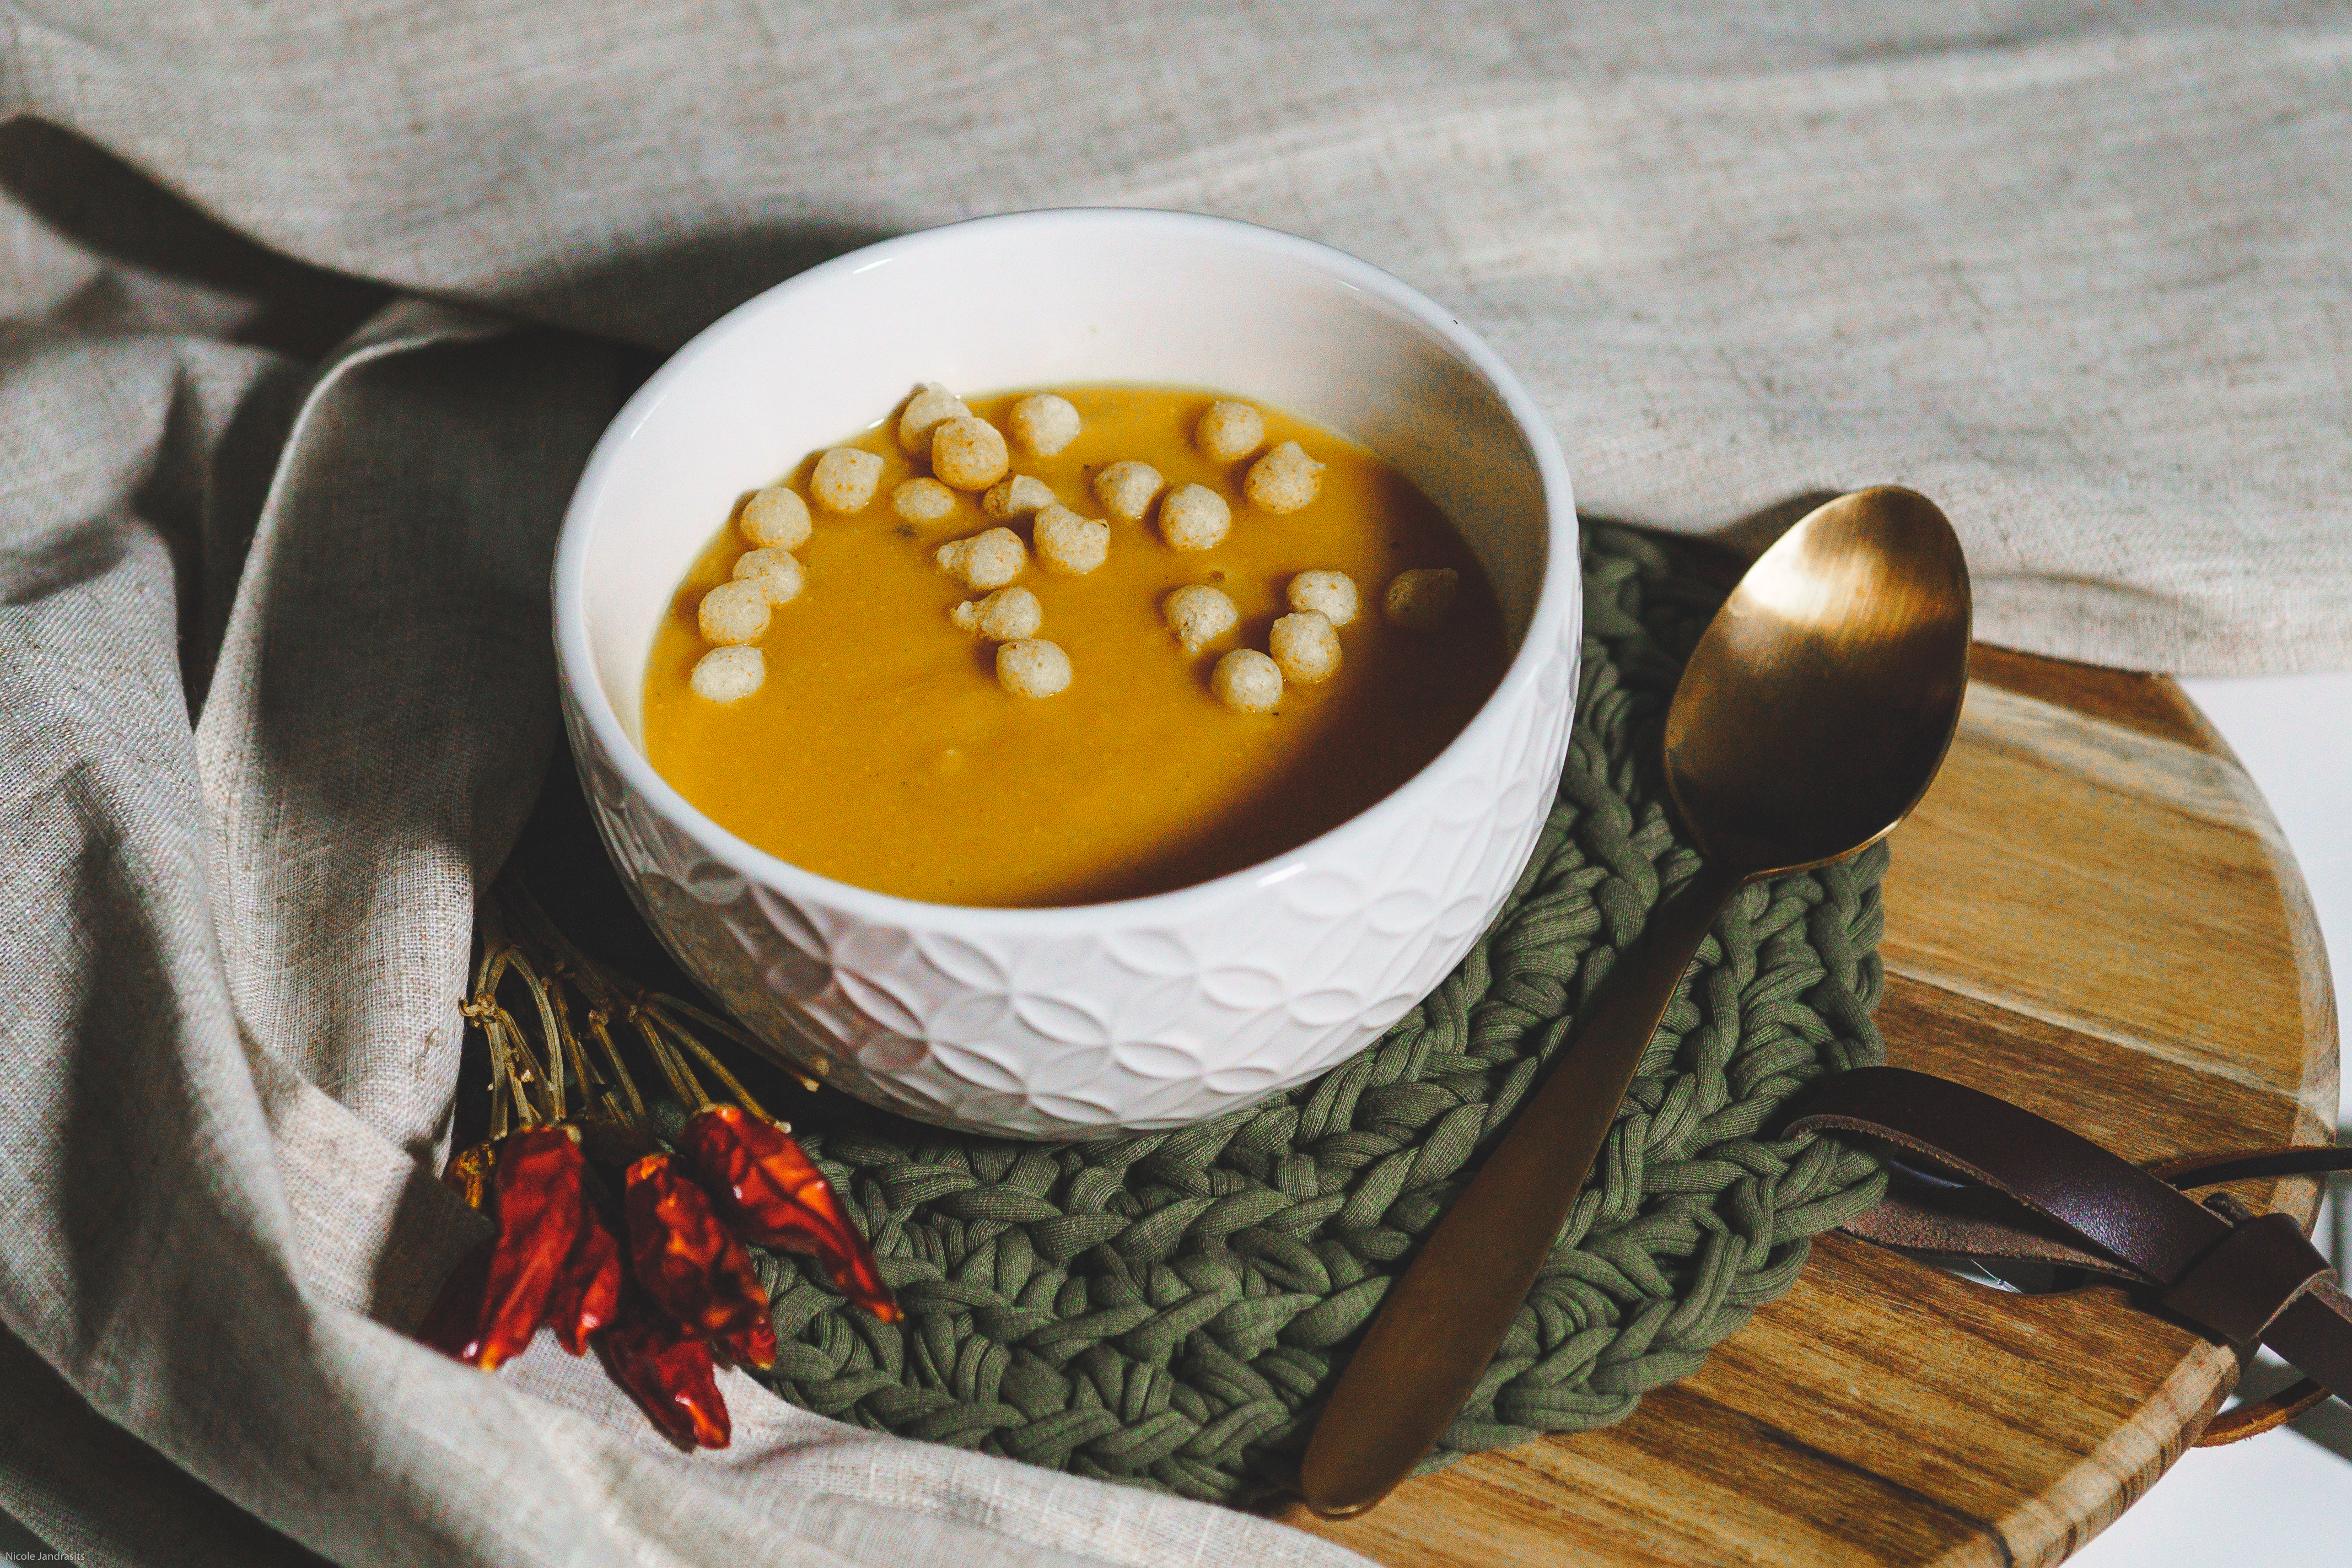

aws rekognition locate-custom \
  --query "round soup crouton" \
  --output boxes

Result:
[1287,569,1358,627]
[892,477,957,524]
[897,383,971,454]
[1244,440,1323,513]
[1092,461,1163,523]
[698,579,771,645]
[1211,648,1283,713]
[1162,585,1239,654]
[964,586,1042,642]
[983,475,1057,519]
[1383,567,1461,629]
[997,638,1072,698]
[1159,484,1231,552]
[935,526,1027,591]
[932,417,1010,491]
[1195,400,1264,463]
[690,645,764,702]
[1269,610,1341,684]
[811,447,884,513]
[1009,393,1081,456]
[1033,504,1109,575]
[740,485,811,550]
[731,547,804,606]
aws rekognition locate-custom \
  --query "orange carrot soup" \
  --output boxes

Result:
[642,383,1510,907]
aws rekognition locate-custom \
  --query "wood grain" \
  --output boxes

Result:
[1274,651,2339,1566]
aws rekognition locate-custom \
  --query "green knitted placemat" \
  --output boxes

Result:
[729,525,1891,1502]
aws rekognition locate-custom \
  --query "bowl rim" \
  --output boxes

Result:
[552,206,1580,935]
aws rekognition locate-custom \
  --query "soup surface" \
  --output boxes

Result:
[643,384,1510,907]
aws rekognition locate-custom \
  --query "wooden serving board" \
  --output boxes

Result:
[1274,645,2340,1567]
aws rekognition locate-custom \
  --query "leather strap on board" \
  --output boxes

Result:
[1778,1067,2352,1447]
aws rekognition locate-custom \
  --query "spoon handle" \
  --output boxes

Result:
[1298,860,1746,1518]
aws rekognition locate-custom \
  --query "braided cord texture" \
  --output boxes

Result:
[747,526,1890,1501]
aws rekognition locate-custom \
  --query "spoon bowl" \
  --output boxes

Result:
[1299,487,1972,1518]
[1665,487,1971,877]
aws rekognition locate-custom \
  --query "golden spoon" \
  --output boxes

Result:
[1298,487,1972,1517]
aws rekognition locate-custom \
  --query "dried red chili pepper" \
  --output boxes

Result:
[594,1296,731,1449]
[625,1152,768,1339]
[714,1311,778,1371]
[544,1203,623,1356]
[682,1105,901,1322]
[472,1126,589,1370]
[419,1132,614,1364]
[416,1238,493,1361]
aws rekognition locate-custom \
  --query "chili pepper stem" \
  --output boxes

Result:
[655,1014,768,1124]
[660,992,819,1098]
[585,1008,649,1123]
[461,871,820,1150]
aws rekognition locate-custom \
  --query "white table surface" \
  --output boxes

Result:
[3,672,2344,1564]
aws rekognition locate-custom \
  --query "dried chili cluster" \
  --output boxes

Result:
[417,885,898,1450]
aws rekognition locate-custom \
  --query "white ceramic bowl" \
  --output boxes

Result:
[554,209,1580,1140]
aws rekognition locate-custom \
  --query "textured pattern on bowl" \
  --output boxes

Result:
[553,211,1581,1139]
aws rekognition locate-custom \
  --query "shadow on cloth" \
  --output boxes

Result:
[0,120,391,358]
[512,217,906,350]
[0,1318,331,1567]
[3,114,893,355]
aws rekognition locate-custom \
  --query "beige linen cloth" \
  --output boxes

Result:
[0,3,2345,1565]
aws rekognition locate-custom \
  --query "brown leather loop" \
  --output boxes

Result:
[2196,1379,2330,1446]
[1845,1168,2134,1278]
[1783,1068,2352,1432]
[2157,1211,2331,1348]
[1785,1068,2227,1277]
